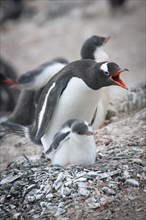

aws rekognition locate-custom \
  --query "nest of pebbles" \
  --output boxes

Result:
[0,92,146,219]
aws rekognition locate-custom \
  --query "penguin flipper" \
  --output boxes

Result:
[45,131,70,155]
[1,120,29,138]
[34,75,71,141]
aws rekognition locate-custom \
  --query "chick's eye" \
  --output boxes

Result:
[77,132,81,134]
[104,71,109,75]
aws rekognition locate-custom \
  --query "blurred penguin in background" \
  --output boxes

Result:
[0,0,24,24]
[0,57,19,119]
[108,0,127,13]
[6,57,69,125]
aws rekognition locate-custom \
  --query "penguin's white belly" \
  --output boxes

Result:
[51,136,96,166]
[41,77,101,151]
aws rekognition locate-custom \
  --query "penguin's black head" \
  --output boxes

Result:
[81,35,110,60]
[91,61,128,90]
[88,35,110,47]
[72,121,93,136]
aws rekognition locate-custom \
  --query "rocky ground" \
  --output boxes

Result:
[0,104,146,220]
[0,1,146,219]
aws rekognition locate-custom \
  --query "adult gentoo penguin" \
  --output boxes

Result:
[2,59,128,151]
[10,57,69,90]
[81,35,111,129]
[45,119,96,166]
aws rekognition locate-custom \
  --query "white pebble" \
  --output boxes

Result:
[126,179,139,187]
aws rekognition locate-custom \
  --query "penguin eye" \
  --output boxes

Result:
[77,131,82,135]
[104,71,109,75]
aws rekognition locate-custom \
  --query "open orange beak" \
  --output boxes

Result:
[110,69,129,90]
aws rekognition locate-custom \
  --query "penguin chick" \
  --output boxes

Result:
[45,119,96,166]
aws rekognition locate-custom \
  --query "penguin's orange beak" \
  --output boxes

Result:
[110,69,129,90]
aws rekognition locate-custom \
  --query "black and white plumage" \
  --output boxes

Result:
[81,35,110,62]
[2,60,128,152]
[45,119,96,166]
[8,90,36,125]
[13,57,69,91]
[32,59,128,151]
[4,35,109,127]
[81,35,111,129]
[5,57,68,125]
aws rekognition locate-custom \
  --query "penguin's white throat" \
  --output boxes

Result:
[94,46,109,62]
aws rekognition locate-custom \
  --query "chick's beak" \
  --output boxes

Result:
[110,68,129,90]
[85,131,94,136]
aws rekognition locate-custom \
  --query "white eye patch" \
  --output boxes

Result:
[100,62,109,72]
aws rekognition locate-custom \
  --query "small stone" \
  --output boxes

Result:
[64,180,73,186]
[86,197,101,209]
[128,195,135,200]
[46,193,54,200]
[35,194,43,200]
[60,186,71,196]
[26,195,35,202]
[13,213,21,219]
[102,187,116,195]
[74,177,87,182]
[87,171,98,176]
[9,204,16,209]
[100,196,113,205]
[0,174,22,185]
[78,188,90,197]
[55,207,66,217]
[126,179,139,187]
[123,170,130,179]
[56,172,64,182]
[115,152,129,159]
[76,172,87,178]
[0,195,5,203]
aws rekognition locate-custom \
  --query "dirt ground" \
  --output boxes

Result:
[0,1,146,219]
